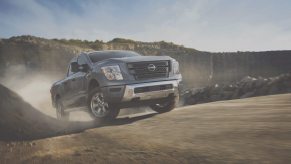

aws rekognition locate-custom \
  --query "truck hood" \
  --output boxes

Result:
[95,55,174,65]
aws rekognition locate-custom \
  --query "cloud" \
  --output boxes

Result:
[0,0,291,52]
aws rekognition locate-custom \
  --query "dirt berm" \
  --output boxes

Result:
[0,83,97,140]
[0,83,291,163]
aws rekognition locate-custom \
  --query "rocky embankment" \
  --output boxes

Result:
[184,73,291,105]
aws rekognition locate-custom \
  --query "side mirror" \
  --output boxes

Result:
[79,64,89,72]
[71,62,79,73]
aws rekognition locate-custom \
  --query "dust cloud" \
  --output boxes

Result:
[0,65,57,117]
[0,65,93,121]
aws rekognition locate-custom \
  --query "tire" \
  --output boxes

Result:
[88,88,120,121]
[150,94,179,113]
[56,98,70,121]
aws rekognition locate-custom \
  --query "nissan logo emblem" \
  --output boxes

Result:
[147,64,156,71]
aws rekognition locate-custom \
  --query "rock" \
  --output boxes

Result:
[222,91,234,99]
[254,77,267,88]
[268,84,279,94]
[232,88,243,99]
[241,76,256,84]
[210,94,221,101]
[240,91,256,99]
[223,84,236,91]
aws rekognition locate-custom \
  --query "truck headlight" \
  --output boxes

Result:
[101,65,123,80]
[172,60,180,74]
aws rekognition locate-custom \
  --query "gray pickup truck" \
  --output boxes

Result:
[50,50,182,121]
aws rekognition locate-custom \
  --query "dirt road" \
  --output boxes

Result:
[1,93,291,163]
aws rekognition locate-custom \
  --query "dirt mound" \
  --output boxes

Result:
[0,83,95,140]
[184,73,291,105]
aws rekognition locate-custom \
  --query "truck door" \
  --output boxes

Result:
[62,58,79,107]
[69,54,90,106]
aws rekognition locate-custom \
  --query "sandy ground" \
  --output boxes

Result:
[0,93,291,164]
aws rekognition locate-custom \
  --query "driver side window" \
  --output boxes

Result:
[67,64,74,77]
[67,57,78,77]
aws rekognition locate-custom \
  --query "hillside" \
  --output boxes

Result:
[1,35,291,87]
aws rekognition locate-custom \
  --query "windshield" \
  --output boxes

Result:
[88,51,140,63]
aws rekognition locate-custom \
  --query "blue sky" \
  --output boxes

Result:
[0,0,291,52]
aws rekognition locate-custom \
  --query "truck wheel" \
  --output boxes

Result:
[88,88,120,121]
[56,98,69,121]
[150,95,179,113]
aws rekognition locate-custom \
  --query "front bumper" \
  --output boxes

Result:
[101,80,181,103]
[122,80,179,101]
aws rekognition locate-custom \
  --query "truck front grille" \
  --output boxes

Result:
[127,61,170,80]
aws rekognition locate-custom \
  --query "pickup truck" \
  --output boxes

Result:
[50,50,182,121]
